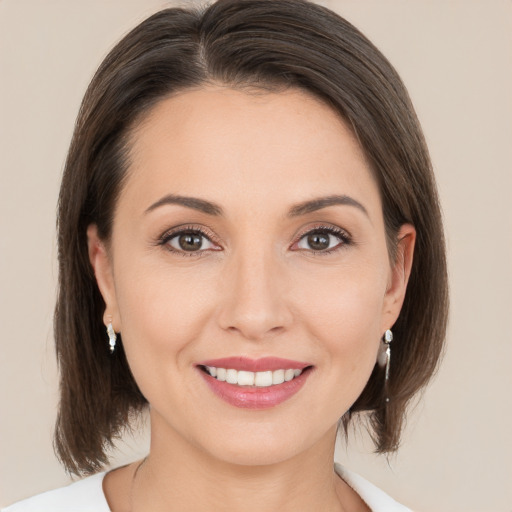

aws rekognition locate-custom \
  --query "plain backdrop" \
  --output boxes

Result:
[1,1,511,510]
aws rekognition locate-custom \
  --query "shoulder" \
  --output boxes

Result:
[1,472,110,512]
[335,463,413,512]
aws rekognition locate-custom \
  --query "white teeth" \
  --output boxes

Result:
[204,366,304,387]
[254,371,273,387]
[237,371,255,386]
[284,369,295,381]
[272,369,285,385]
[226,369,238,384]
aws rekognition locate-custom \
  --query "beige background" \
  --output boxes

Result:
[1,1,511,510]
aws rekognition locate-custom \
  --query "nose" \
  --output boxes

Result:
[216,247,293,342]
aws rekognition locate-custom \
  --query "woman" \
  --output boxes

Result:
[3,0,448,510]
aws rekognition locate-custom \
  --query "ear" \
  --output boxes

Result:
[381,223,416,331]
[87,224,120,331]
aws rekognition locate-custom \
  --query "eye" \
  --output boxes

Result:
[293,226,351,254]
[160,226,220,257]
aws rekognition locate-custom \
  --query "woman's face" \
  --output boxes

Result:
[89,86,413,466]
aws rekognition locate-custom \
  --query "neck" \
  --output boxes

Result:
[131,413,351,512]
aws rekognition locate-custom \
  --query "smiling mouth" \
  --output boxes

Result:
[198,365,313,387]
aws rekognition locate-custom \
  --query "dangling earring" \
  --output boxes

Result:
[106,322,117,354]
[378,329,393,402]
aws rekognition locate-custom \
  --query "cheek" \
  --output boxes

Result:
[295,260,387,396]
[296,257,387,341]
[112,258,216,388]
[113,243,388,411]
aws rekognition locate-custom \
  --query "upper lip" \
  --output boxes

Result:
[197,356,312,372]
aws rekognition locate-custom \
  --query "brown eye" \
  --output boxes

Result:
[179,233,202,251]
[295,227,350,253]
[166,230,215,253]
[304,232,330,251]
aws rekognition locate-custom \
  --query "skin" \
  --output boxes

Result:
[88,86,415,511]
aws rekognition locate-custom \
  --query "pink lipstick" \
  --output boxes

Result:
[196,357,313,409]
[198,356,310,372]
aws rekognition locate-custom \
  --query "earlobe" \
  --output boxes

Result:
[382,223,416,328]
[86,224,120,330]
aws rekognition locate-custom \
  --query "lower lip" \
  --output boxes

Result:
[198,367,312,409]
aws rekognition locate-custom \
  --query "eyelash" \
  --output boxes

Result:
[157,224,352,258]
[294,225,352,256]
[158,224,221,259]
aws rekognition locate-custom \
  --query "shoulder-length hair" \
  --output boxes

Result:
[55,0,448,475]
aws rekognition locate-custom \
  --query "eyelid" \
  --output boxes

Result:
[290,223,352,254]
[157,222,352,257]
[157,224,222,257]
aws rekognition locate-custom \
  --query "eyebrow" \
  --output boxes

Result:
[144,193,369,218]
[145,194,223,216]
[287,194,368,218]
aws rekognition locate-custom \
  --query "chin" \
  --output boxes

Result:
[206,437,304,467]
[192,419,333,468]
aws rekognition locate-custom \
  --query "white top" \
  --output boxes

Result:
[2,463,412,512]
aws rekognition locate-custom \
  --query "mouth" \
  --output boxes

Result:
[196,357,314,409]
[198,365,312,387]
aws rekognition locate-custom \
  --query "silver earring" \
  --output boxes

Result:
[378,329,393,401]
[107,323,117,354]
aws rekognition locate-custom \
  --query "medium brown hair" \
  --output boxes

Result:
[54,0,448,475]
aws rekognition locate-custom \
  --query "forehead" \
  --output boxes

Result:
[121,86,380,219]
